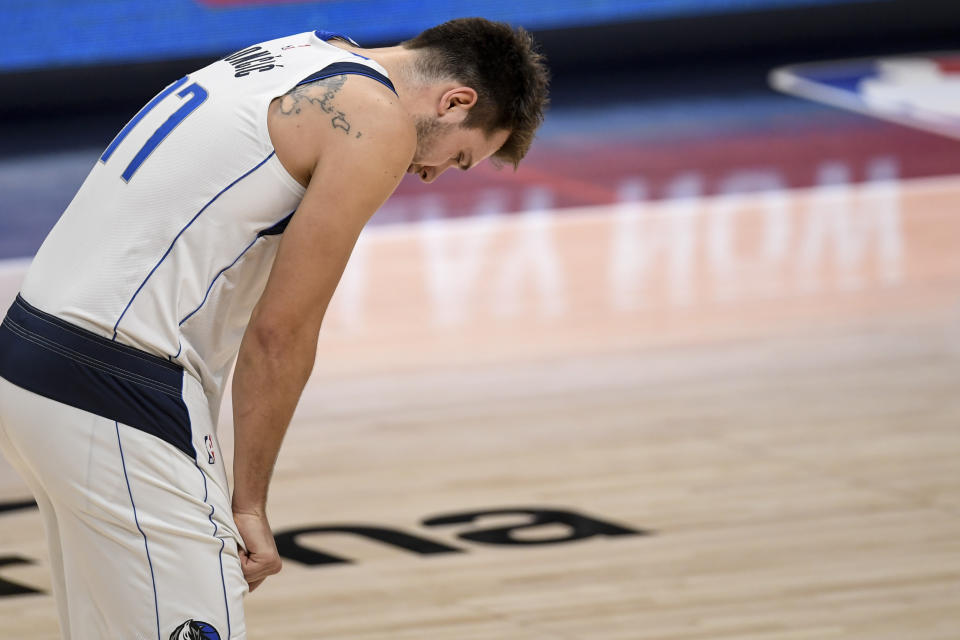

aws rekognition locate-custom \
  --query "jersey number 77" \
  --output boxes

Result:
[100,76,208,183]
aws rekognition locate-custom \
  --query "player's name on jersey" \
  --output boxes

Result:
[223,45,284,77]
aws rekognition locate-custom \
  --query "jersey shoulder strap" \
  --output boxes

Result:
[301,31,397,95]
[296,60,397,95]
[313,30,360,46]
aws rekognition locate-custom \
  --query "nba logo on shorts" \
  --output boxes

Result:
[204,435,216,464]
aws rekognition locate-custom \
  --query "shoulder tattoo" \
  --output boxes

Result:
[278,75,360,137]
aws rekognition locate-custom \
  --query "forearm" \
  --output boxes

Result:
[231,321,316,515]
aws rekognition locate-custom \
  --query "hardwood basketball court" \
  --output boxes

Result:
[1,168,958,638]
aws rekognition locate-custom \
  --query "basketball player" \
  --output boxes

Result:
[0,18,549,639]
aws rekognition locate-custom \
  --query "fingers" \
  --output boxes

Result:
[240,546,283,589]
[234,510,282,591]
[241,552,282,580]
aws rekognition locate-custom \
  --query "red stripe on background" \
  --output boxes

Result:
[373,121,960,225]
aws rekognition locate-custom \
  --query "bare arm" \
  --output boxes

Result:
[230,75,414,589]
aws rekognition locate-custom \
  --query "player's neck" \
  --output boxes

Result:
[330,42,429,119]
[327,41,415,96]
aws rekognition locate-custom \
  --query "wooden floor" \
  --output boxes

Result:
[1,175,959,638]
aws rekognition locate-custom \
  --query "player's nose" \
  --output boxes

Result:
[421,159,456,183]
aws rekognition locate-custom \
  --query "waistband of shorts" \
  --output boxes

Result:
[0,294,194,458]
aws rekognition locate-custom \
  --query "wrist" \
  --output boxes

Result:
[232,500,267,518]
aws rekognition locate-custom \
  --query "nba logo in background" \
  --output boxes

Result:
[770,53,960,140]
[204,435,216,464]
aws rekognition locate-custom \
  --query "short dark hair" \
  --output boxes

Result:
[403,17,550,168]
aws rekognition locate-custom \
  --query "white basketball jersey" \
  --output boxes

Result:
[20,31,392,415]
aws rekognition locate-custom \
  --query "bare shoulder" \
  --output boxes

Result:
[268,74,415,185]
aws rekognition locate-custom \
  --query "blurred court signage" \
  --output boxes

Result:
[3,0,869,72]
[319,155,909,341]
[275,507,646,566]
[0,501,643,595]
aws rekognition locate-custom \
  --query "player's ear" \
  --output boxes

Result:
[437,87,477,124]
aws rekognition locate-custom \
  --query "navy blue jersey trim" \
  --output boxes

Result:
[296,61,396,95]
[257,211,294,237]
[0,295,194,458]
[313,30,360,47]
[113,151,276,340]
[178,210,295,328]
[116,422,162,640]
[178,236,259,328]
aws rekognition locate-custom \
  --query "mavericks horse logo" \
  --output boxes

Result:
[170,619,221,640]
